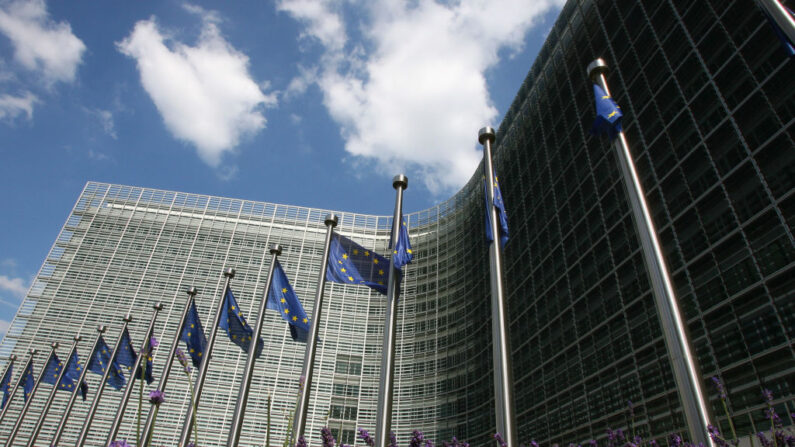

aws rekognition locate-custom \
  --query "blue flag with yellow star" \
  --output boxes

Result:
[590,84,623,140]
[0,363,12,409]
[484,174,509,247]
[267,260,310,342]
[117,327,154,384]
[87,335,126,391]
[326,234,390,295]
[43,352,85,398]
[65,349,89,400]
[391,219,413,270]
[21,360,34,402]
[219,287,264,358]
[181,299,207,368]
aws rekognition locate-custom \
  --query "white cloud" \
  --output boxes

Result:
[87,108,117,139]
[278,0,563,194]
[0,0,85,85]
[0,91,36,120]
[117,12,276,167]
[0,274,27,298]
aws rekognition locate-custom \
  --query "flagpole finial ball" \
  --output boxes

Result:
[270,244,283,256]
[29,348,37,355]
[153,302,164,311]
[123,314,133,322]
[51,342,59,349]
[97,325,107,333]
[73,335,82,342]
[224,268,236,278]
[478,127,496,144]
[186,286,198,296]
[325,214,339,227]
[393,174,408,190]
[587,58,609,81]
[9,354,16,361]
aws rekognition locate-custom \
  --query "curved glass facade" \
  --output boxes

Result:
[0,0,793,446]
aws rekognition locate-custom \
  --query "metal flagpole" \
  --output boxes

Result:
[141,287,197,447]
[375,174,408,447]
[0,353,18,421]
[28,336,81,446]
[105,303,163,445]
[6,343,59,445]
[51,326,105,447]
[178,268,235,447]
[76,316,133,447]
[227,245,282,446]
[757,0,795,44]
[588,58,713,447]
[291,214,338,445]
[479,127,518,447]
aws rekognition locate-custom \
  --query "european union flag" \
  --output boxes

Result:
[87,335,126,391]
[219,287,264,358]
[43,353,81,394]
[21,361,34,402]
[181,299,207,368]
[590,83,623,140]
[762,5,795,56]
[484,174,509,247]
[0,363,12,409]
[267,260,310,342]
[64,350,89,400]
[326,234,390,295]
[134,345,155,385]
[391,219,413,270]
[117,328,154,384]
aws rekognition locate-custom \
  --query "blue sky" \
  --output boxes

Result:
[0,0,564,338]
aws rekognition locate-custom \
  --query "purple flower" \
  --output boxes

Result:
[616,429,625,442]
[757,432,772,447]
[530,441,539,447]
[109,441,131,447]
[188,443,197,447]
[494,433,507,447]
[650,440,659,447]
[763,389,774,404]
[708,425,729,447]
[321,426,336,447]
[589,440,598,447]
[176,348,191,374]
[411,430,425,447]
[358,428,375,447]
[425,441,435,447]
[295,436,307,447]
[148,389,165,405]
[150,336,159,348]
[711,377,727,400]
[670,433,682,447]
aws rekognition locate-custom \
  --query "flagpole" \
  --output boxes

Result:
[291,214,338,445]
[6,343,58,445]
[588,58,712,447]
[178,268,235,447]
[27,336,81,446]
[227,245,282,446]
[375,174,408,447]
[757,0,795,44]
[141,288,196,447]
[76,316,132,447]
[51,326,105,446]
[105,303,163,445]
[479,127,519,447]
[0,351,33,426]
[0,354,17,411]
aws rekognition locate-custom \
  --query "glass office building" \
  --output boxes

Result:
[0,0,792,446]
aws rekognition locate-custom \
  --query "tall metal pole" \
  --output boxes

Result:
[28,337,81,447]
[375,174,408,447]
[6,343,59,445]
[76,316,133,447]
[291,214,338,444]
[479,127,518,447]
[178,268,236,447]
[51,326,105,447]
[757,0,795,44]
[588,58,713,447]
[0,353,18,422]
[141,287,197,447]
[227,245,282,447]
[105,303,163,445]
